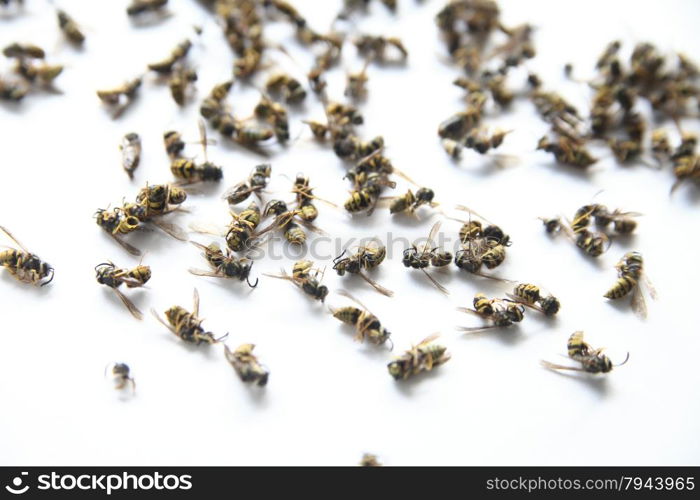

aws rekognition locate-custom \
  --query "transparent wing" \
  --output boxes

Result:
[113,288,143,320]
[0,225,30,253]
[358,271,394,297]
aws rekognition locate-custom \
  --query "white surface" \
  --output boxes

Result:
[1,0,699,466]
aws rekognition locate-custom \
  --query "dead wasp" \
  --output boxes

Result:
[441,138,463,159]
[333,242,393,297]
[402,221,451,295]
[170,121,223,184]
[604,251,656,319]
[548,207,610,258]
[359,454,382,467]
[95,261,151,319]
[224,344,269,387]
[0,77,28,101]
[354,35,408,63]
[12,59,63,87]
[152,288,227,345]
[222,164,271,205]
[651,129,671,163]
[590,205,641,235]
[536,135,597,169]
[163,130,185,159]
[126,0,168,17]
[2,43,45,60]
[96,77,142,117]
[225,202,262,252]
[541,331,629,375]
[148,39,192,74]
[189,241,258,287]
[94,207,143,256]
[452,205,510,273]
[255,199,324,246]
[290,174,338,221]
[105,363,136,392]
[0,225,54,286]
[265,73,306,104]
[330,290,392,347]
[388,334,450,381]
[345,60,370,100]
[168,64,197,106]
[384,187,438,216]
[506,283,560,317]
[464,127,512,154]
[264,260,329,302]
[344,173,396,216]
[457,293,525,333]
[57,10,85,46]
[120,132,141,179]
[135,183,187,217]
[254,94,290,143]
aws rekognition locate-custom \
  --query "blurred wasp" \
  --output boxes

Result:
[604,251,657,319]
[120,132,141,179]
[457,293,525,333]
[333,241,393,297]
[353,34,408,63]
[170,121,223,184]
[0,77,28,101]
[264,260,329,302]
[0,225,54,286]
[2,43,45,59]
[254,94,290,143]
[127,0,168,17]
[148,39,192,74]
[222,164,271,205]
[168,64,197,106]
[97,77,142,118]
[152,288,227,345]
[536,134,597,169]
[359,454,382,467]
[345,60,370,101]
[402,221,451,294]
[189,241,258,287]
[95,261,151,319]
[388,334,450,381]
[506,282,560,317]
[224,344,269,387]
[330,290,392,347]
[265,72,306,104]
[541,331,629,374]
[57,10,85,46]
[105,363,136,392]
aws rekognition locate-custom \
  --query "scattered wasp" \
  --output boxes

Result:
[651,129,671,163]
[604,251,657,319]
[170,121,223,184]
[330,290,392,347]
[539,216,562,234]
[95,261,151,319]
[265,73,306,104]
[344,172,395,216]
[384,187,438,216]
[96,77,142,117]
[135,183,187,218]
[3,43,45,60]
[222,164,271,205]
[189,241,258,287]
[402,221,450,295]
[507,283,560,317]
[12,59,63,87]
[254,94,290,142]
[224,344,269,387]
[148,39,192,74]
[57,10,85,46]
[541,331,629,375]
[120,132,141,179]
[303,119,330,140]
[255,200,324,246]
[464,127,512,154]
[354,35,408,63]
[264,261,329,302]
[388,334,450,381]
[0,77,28,101]
[163,130,185,159]
[0,225,54,286]
[168,65,197,106]
[94,207,142,256]
[549,206,610,258]
[536,135,597,168]
[345,60,370,101]
[359,454,382,467]
[591,205,641,235]
[152,289,227,345]
[126,0,168,17]
[290,174,337,221]
[105,363,136,392]
[457,293,525,332]
[333,242,393,297]
[225,202,262,252]
[441,138,463,159]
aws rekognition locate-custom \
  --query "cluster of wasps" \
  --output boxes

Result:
[654,130,700,194]
[95,183,188,256]
[452,206,510,276]
[541,201,640,258]
[436,1,535,160]
[0,43,63,102]
[153,289,269,386]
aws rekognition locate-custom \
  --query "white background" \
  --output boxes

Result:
[1,0,699,466]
